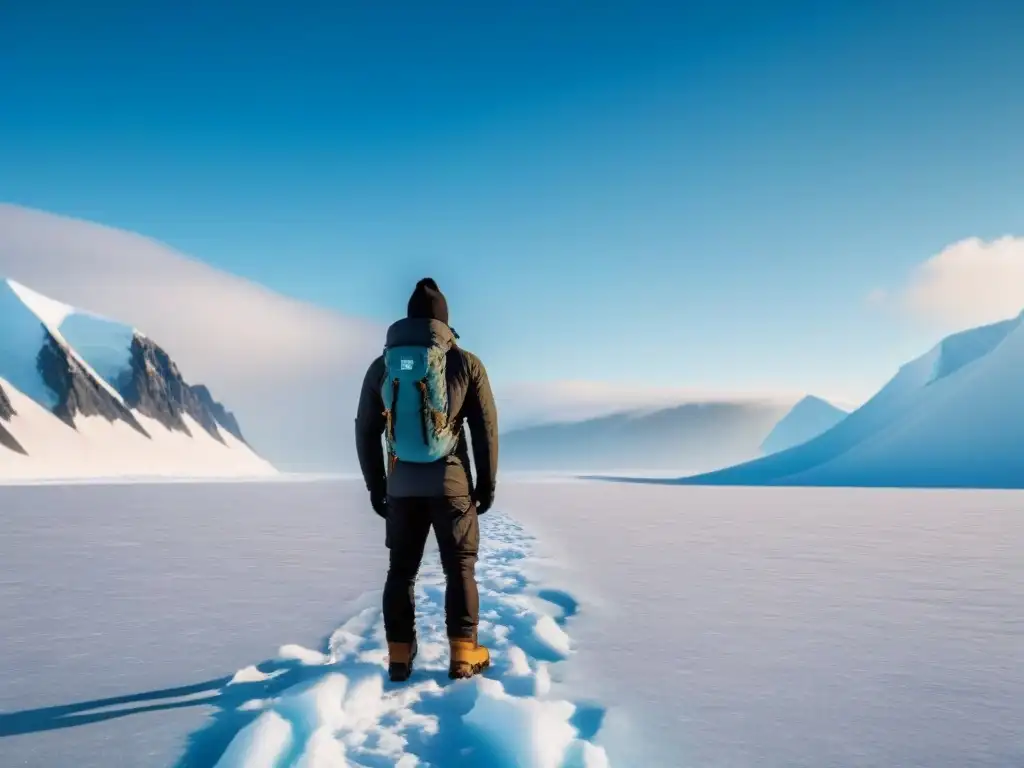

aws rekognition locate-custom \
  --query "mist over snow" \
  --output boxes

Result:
[500,397,798,474]
[495,379,807,431]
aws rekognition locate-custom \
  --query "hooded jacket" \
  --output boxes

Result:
[354,280,499,499]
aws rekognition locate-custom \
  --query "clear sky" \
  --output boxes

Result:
[3,0,1024,404]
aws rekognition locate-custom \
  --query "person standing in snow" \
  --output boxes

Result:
[354,277,499,683]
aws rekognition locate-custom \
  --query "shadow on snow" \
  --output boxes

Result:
[1,513,610,768]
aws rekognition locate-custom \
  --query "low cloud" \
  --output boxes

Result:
[0,203,382,470]
[496,379,802,431]
[884,236,1024,328]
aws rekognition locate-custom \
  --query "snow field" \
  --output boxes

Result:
[182,512,609,768]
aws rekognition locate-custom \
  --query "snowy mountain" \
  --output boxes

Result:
[0,203,380,472]
[499,398,798,473]
[760,395,848,455]
[0,278,275,480]
[682,313,1024,488]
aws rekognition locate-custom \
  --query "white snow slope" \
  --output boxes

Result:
[759,394,848,455]
[683,312,1024,487]
[0,279,275,480]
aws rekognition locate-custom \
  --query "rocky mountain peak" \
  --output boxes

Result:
[36,333,149,437]
[117,334,239,445]
[190,384,248,444]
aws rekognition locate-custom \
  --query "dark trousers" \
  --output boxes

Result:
[383,495,480,642]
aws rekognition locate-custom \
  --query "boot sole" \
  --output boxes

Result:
[448,657,490,680]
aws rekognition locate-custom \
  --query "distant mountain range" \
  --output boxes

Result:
[674,312,1024,488]
[0,271,859,483]
[499,394,846,474]
[0,278,275,481]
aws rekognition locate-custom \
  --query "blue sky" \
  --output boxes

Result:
[3,0,1024,403]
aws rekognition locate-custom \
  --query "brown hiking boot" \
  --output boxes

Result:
[387,640,417,682]
[448,635,490,680]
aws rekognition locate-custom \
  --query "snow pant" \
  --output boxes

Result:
[383,495,480,643]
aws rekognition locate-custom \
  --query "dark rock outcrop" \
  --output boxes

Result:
[0,383,26,455]
[191,384,247,444]
[117,335,233,444]
[0,423,26,455]
[37,334,151,437]
[0,382,14,422]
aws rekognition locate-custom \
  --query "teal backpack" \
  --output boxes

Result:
[381,335,460,466]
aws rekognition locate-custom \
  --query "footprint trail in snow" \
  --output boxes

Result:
[180,512,610,768]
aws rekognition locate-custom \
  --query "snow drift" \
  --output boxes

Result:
[679,312,1024,488]
[0,278,275,481]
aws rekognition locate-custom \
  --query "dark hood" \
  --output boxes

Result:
[386,317,456,349]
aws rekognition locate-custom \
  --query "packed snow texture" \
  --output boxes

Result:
[502,480,1024,767]
[0,481,388,768]
[3,478,1022,768]
[0,480,611,768]
[201,513,608,768]
[759,394,848,455]
[499,399,795,473]
[679,313,1024,487]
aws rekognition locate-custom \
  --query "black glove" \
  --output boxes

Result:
[370,488,388,519]
[473,487,494,515]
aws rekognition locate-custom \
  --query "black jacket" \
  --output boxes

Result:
[354,318,499,499]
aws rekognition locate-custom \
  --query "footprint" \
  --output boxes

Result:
[178,511,611,768]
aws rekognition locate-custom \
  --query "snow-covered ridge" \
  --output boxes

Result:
[681,312,1024,488]
[0,278,275,481]
[760,395,848,455]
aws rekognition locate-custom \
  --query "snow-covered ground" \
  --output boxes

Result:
[0,480,385,767]
[2,479,1022,767]
[0,382,276,480]
[503,480,1024,767]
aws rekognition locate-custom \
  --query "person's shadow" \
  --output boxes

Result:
[0,656,348,765]
[0,559,600,766]
[0,654,490,767]
[0,675,236,737]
